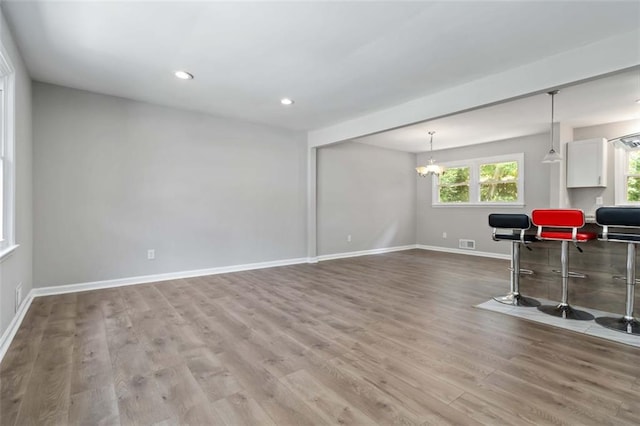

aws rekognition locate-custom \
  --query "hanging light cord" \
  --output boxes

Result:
[549,90,558,150]
[429,131,435,160]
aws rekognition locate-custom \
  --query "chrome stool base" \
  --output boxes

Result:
[538,304,594,321]
[595,317,640,335]
[493,293,540,307]
[488,214,539,308]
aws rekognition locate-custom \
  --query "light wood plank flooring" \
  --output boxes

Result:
[2,250,640,425]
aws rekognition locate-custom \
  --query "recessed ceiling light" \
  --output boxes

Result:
[174,70,194,80]
[280,98,294,106]
[635,99,640,104]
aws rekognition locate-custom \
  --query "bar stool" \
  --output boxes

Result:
[531,209,597,320]
[595,207,640,334]
[488,214,539,307]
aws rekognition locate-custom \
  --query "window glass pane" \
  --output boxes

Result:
[480,182,518,202]
[439,166,469,185]
[628,152,640,174]
[479,161,518,202]
[479,161,518,183]
[627,176,640,202]
[439,184,469,203]
[438,166,470,203]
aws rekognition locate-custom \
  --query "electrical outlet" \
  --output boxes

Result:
[15,283,22,313]
[596,196,604,205]
[147,249,155,260]
[347,234,352,243]
[442,232,447,239]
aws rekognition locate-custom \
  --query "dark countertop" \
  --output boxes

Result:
[517,224,638,313]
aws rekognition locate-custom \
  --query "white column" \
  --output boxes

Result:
[307,147,318,262]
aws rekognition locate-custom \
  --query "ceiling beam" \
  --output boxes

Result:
[308,29,640,148]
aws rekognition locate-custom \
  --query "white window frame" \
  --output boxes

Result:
[0,44,17,262]
[432,153,525,207]
[614,148,640,206]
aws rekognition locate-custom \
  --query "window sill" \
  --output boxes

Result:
[432,203,525,208]
[0,244,19,263]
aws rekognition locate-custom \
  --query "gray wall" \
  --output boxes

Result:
[33,83,307,287]
[417,133,550,255]
[568,119,639,213]
[0,10,32,336]
[317,142,416,255]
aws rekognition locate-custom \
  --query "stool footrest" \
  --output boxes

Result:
[493,293,540,307]
[612,275,640,283]
[537,304,594,321]
[551,269,588,278]
[595,316,640,335]
[508,268,534,275]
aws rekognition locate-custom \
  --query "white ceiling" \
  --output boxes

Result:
[354,68,640,152]
[3,0,640,134]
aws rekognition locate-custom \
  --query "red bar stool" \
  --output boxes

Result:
[531,209,597,320]
[488,214,540,307]
[595,207,640,334]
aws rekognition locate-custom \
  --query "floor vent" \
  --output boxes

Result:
[459,239,476,250]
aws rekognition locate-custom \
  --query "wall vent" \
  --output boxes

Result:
[459,239,476,250]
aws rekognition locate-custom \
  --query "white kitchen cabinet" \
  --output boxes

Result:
[566,138,607,188]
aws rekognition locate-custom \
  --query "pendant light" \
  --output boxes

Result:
[416,131,444,177]
[542,90,562,163]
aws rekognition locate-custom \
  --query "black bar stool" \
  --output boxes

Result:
[595,207,640,335]
[488,214,539,307]
[531,209,596,320]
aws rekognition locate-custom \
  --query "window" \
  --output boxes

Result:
[438,166,470,203]
[0,85,5,242]
[433,153,524,206]
[0,46,16,260]
[479,160,519,202]
[615,149,640,205]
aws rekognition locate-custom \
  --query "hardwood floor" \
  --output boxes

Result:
[2,249,640,425]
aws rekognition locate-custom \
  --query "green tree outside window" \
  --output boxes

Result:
[479,161,518,202]
[626,151,640,202]
[438,166,470,203]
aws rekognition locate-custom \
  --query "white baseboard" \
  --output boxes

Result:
[417,244,510,260]
[1,256,308,364]
[315,244,508,262]
[317,244,417,262]
[0,289,35,364]
[32,256,309,298]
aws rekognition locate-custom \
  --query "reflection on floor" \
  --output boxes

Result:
[476,298,640,348]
